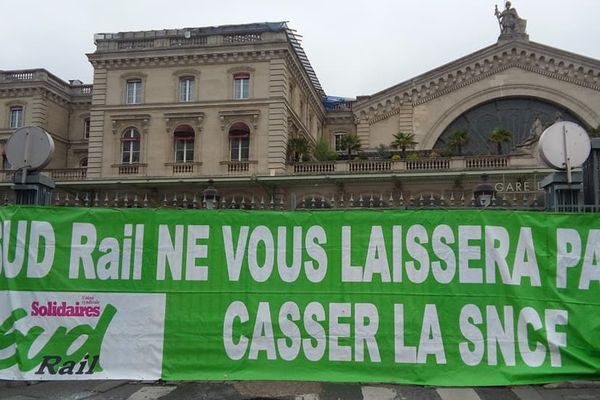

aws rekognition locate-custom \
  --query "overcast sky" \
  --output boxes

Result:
[2,0,599,97]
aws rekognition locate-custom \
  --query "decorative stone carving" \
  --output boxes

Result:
[110,114,151,135]
[353,42,600,124]
[218,110,260,130]
[164,112,204,133]
[495,2,529,42]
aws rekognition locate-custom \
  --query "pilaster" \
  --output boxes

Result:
[87,69,107,178]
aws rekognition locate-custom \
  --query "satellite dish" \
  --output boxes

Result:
[539,121,591,171]
[5,126,55,171]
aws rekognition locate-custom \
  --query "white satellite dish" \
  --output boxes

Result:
[538,121,591,182]
[5,126,55,171]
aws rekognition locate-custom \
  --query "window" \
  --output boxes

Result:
[121,128,141,164]
[83,118,90,139]
[2,155,11,170]
[229,122,250,161]
[126,79,142,104]
[79,158,88,168]
[334,132,346,151]
[9,106,24,128]
[179,77,194,102]
[174,125,195,163]
[233,73,249,99]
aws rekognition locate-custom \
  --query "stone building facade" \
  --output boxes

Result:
[1,12,599,210]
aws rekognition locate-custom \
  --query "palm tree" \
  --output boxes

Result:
[448,129,470,156]
[391,131,418,157]
[488,128,513,155]
[287,136,310,163]
[313,136,338,161]
[340,133,361,160]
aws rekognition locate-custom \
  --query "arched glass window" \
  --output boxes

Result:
[174,125,195,163]
[229,122,250,161]
[121,127,141,164]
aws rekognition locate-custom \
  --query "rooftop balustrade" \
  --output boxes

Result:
[0,69,92,97]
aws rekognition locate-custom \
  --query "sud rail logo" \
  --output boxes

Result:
[0,296,116,376]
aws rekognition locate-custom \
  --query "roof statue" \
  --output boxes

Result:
[495,1,529,41]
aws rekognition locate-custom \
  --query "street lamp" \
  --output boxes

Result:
[202,179,219,209]
[474,174,495,208]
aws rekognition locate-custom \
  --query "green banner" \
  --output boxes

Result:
[1,206,599,385]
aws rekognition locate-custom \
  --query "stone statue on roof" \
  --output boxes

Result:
[495,1,529,41]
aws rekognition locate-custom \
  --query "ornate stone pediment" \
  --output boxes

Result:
[353,40,600,125]
[164,111,204,133]
[110,114,151,135]
[218,110,260,130]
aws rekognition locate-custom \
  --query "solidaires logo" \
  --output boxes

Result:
[0,304,116,375]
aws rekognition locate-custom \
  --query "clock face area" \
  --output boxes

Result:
[433,97,584,156]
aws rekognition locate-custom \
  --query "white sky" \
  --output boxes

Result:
[1,0,599,97]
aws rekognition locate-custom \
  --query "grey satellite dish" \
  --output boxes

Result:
[539,121,591,183]
[5,126,55,171]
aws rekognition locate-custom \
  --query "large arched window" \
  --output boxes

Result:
[229,122,250,161]
[121,127,141,164]
[174,125,195,163]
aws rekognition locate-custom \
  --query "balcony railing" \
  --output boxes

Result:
[94,30,267,52]
[349,160,392,172]
[0,155,532,183]
[167,162,202,176]
[1,69,92,97]
[0,169,86,182]
[465,156,508,169]
[294,162,335,174]
[50,168,87,181]
[291,155,526,175]
[115,164,146,176]
[406,158,451,171]
[224,161,250,173]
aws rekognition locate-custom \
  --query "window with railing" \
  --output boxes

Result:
[229,122,250,161]
[121,127,141,164]
[174,125,195,163]
[9,106,24,128]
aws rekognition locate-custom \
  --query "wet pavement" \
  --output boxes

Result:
[3,380,600,400]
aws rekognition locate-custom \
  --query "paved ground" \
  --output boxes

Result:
[3,380,600,400]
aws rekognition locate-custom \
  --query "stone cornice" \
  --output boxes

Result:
[355,41,600,124]
[88,48,288,69]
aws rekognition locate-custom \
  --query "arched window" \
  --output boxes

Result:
[229,122,250,161]
[121,127,141,164]
[79,158,88,168]
[174,125,195,163]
